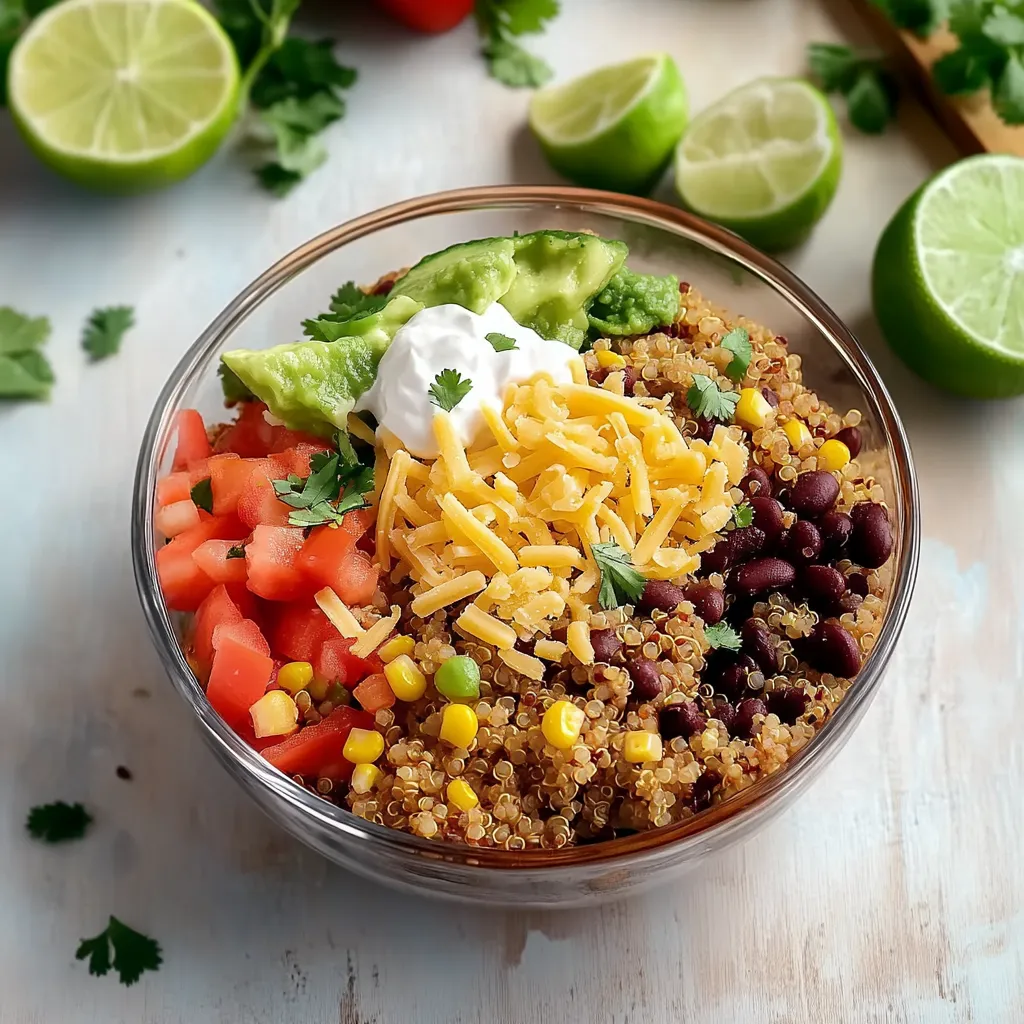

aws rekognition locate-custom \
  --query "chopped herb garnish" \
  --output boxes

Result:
[686,373,739,423]
[704,622,743,652]
[720,327,752,382]
[0,306,54,400]
[732,502,754,528]
[190,477,214,514]
[26,801,92,843]
[429,369,473,412]
[486,331,519,353]
[76,916,162,986]
[474,0,560,88]
[329,282,387,319]
[591,541,646,610]
[225,544,247,559]
[218,361,253,403]
[81,306,134,362]
[807,42,898,134]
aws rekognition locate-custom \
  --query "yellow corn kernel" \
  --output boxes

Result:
[350,763,382,795]
[623,731,663,763]
[447,778,480,812]
[595,349,627,369]
[439,703,479,749]
[276,661,314,695]
[384,654,427,702]
[783,418,812,449]
[379,634,415,664]
[542,700,586,750]
[735,387,773,429]
[343,727,385,764]
[249,691,299,739]
[818,438,851,472]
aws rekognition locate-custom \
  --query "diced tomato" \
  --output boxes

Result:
[296,524,356,592]
[315,636,381,687]
[157,471,192,507]
[191,584,244,676]
[237,458,291,529]
[155,499,201,538]
[213,401,274,458]
[261,706,373,778]
[352,672,395,713]
[172,409,212,470]
[274,441,332,477]
[334,550,380,607]
[376,0,474,33]
[212,617,271,658]
[341,506,377,541]
[270,603,338,662]
[245,525,307,601]
[193,539,248,584]
[210,455,268,517]
[157,516,249,611]
[206,636,274,733]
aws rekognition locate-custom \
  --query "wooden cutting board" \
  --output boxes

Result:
[850,0,1024,156]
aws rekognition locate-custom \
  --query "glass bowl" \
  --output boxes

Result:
[132,186,919,908]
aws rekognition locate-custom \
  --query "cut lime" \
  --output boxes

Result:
[528,53,688,195]
[873,154,1024,398]
[674,78,842,252]
[7,0,240,193]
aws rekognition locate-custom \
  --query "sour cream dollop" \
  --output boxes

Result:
[356,302,577,459]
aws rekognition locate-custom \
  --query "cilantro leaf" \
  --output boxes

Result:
[329,282,387,319]
[226,544,247,559]
[732,503,754,529]
[932,43,993,95]
[846,67,898,134]
[76,916,162,986]
[190,478,214,514]
[26,801,92,842]
[0,306,54,400]
[475,0,559,88]
[483,37,553,87]
[994,52,1024,124]
[218,361,254,403]
[807,42,863,93]
[82,306,134,362]
[592,541,646,611]
[486,331,519,352]
[983,7,1024,47]
[0,306,49,354]
[872,0,946,35]
[250,37,356,107]
[429,369,473,412]
[705,622,742,652]
[686,374,739,423]
[720,327,752,381]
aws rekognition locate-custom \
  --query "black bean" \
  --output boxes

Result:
[693,416,716,442]
[846,571,869,597]
[790,470,840,518]
[690,769,721,812]
[639,579,686,612]
[658,701,707,741]
[732,697,768,739]
[683,581,725,625]
[799,622,862,678]
[731,557,796,595]
[782,520,822,565]
[760,386,779,408]
[588,367,610,386]
[849,502,893,569]
[590,628,621,663]
[836,592,863,615]
[799,564,847,606]
[699,537,732,576]
[712,702,736,732]
[718,654,757,700]
[818,510,853,557]
[766,686,809,724]
[749,496,785,547]
[628,658,663,702]
[741,466,773,498]
[741,618,780,675]
[834,425,862,458]
[699,526,765,577]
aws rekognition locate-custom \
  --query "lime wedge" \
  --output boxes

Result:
[528,53,688,195]
[873,154,1024,398]
[674,78,842,251]
[8,0,240,193]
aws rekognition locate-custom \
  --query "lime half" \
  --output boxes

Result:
[528,53,688,195]
[674,78,842,251]
[8,0,240,192]
[873,154,1024,398]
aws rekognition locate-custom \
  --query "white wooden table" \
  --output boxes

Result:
[2,1,1022,1020]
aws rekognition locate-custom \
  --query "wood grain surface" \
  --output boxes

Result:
[0,1,1021,1021]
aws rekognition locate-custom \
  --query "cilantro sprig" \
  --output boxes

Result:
[76,916,162,986]
[486,332,519,353]
[808,42,899,134]
[302,282,389,340]
[686,374,739,424]
[720,327,752,382]
[474,0,560,87]
[81,306,134,362]
[26,801,92,843]
[429,369,473,412]
[732,503,754,529]
[591,541,646,610]
[704,622,743,652]
[0,306,54,400]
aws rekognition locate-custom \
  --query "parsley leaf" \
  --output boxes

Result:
[475,0,559,88]
[486,331,519,352]
[82,306,134,362]
[0,306,54,400]
[76,916,162,986]
[190,478,214,514]
[226,544,247,559]
[686,374,739,423]
[26,801,92,842]
[807,42,898,133]
[720,327,752,381]
[429,369,473,412]
[704,622,743,652]
[591,541,646,611]
[732,503,754,529]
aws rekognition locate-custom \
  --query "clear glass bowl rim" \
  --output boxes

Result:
[132,185,920,872]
